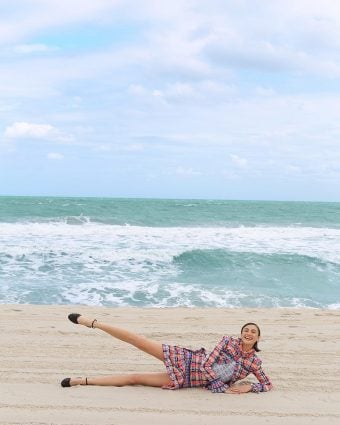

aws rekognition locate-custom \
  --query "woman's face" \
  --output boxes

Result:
[241,324,260,347]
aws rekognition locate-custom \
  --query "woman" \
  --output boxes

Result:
[61,314,272,394]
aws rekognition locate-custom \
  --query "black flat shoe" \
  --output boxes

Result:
[68,313,97,328]
[61,377,71,387]
[68,313,81,324]
[60,377,88,387]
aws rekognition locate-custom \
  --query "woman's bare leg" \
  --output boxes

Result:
[68,373,171,387]
[77,315,164,361]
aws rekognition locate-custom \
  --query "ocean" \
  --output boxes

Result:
[0,196,339,309]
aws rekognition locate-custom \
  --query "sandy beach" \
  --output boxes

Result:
[1,305,340,425]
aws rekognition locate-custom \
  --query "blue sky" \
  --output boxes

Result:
[1,0,340,201]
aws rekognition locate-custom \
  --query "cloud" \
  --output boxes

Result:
[0,101,19,112]
[47,152,64,160]
[4,122,74,142]
[5,0,340,109]
[128,84,148,96]
[286,165,301,174]
[1,1,340,200]
[5,122,54,138]
[2,0,340,84]
[126,144,144,152]
[175,166,202,177]
[254,86,276,97]
[197,1,340,78]
[0,0,121,46]
[230,154,248,169]
[127,80,237,105]
[12,44,56,54]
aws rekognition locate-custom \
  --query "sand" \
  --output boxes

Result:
[1,305,340,425]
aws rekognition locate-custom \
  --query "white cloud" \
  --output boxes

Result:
[126,144,144,152]
[4,122,74,142]
[6,0,340,109]
[128,84,148,96]
[93,144,112,152]
[1,1,340,200]
[0,101,19,112]
[195,1,340,78]
[286,165,301,174]
[47,152,64,160]
[230,154,248,169]
[12,44,55,54]
[175,166,202,177]
[2,0,340,84]
[254,86,276,97]
[5,122,54,138]
[0,0,121,46]
[127,80,236,105]
[152,89,163,98]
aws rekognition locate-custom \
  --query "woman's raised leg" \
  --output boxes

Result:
[75,315,165,361]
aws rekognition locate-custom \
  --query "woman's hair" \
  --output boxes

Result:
[241,322,261,352]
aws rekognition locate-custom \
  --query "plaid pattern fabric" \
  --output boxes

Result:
[162,344,208,389]
[162,336,272,393]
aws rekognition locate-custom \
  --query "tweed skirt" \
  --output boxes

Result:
[162,344,208,389]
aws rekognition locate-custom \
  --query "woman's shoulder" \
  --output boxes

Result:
[221,335,240,346]
[251,354,262,367]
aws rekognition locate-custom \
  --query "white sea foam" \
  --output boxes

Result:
[1,222,340,307]
[1,222,340,263]
[58,279,324,308]
[59,280,262,308]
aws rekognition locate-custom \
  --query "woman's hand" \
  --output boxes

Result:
[225,383,252,394]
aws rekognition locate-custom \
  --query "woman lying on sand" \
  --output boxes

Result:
[61,314,272,394]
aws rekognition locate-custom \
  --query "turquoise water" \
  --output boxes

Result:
[0,196,340,308]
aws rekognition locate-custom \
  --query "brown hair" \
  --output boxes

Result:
[241,322,261,352]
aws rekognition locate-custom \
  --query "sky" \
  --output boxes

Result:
[1,0,340,201]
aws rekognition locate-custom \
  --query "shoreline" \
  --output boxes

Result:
[1,305,340,424]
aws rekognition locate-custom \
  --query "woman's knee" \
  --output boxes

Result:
[128,373,142,385]
[127,373,169,387]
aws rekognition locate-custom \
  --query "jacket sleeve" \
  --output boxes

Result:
[250,359,273,393]
[201,336,230,393]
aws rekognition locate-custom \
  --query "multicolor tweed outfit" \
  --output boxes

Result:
[162,336,272,393]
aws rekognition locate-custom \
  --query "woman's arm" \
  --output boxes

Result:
[250,360,273,393]
[225,361,272,394]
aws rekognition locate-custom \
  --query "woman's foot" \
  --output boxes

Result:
[61,377,88,387]
[68,313,97,328]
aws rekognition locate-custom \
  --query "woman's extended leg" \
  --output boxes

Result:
[76,315,164,361]
[66,373,171,388]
